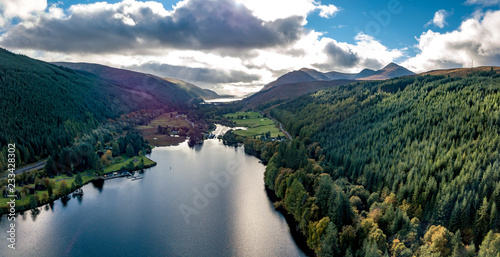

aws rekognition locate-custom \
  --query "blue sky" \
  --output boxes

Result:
[1,0,500,96]
[307,0,499,58]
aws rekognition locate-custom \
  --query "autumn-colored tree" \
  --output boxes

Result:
[59,181,68,195]
[420,225,453,257]
[307,217,330,251]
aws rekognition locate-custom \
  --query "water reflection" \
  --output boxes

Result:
[30,208,40,221]
[0,125,306,257]
[91,179,104,192]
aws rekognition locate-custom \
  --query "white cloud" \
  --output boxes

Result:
[404,10,500,72]
[236,0,339,22]
[465,0,500,6]
[0,0,403,96]
[426,9,449,28]
[0,0,47,26]
[318,4,340,18]
[0,0,305,53]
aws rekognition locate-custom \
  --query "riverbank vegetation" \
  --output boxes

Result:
[0,108,161,214]
[0,149,155,214]
[245,73,500,256]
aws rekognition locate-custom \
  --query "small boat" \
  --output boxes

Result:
[72,188,84,196]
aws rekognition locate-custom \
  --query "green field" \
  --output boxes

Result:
[224,111,284,138]
[104,155,156,173]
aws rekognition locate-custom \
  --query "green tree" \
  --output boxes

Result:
[29,196,37,209]
[59,181,68,195]
[315,175,333,217]
[112,142,120,157]
[45,156,55,175]
[126,145,134,158]
[318,222,340,257]
[75,172,83,187]
[328,188,354,227]
[126,160,135,171]
[478,231,500,257]
[475,197,491,243]
[47,184,53,196]
[284,178,308,220]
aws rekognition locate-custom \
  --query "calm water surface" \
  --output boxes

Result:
[0,128,306,257]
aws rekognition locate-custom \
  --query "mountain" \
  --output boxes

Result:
[244,63,414,107]
[243,79,356,107]
[52,62,219,102]
[262,70,318,91]
[262,62,414,91]
[162,77,219,99]
[358,62,415,80]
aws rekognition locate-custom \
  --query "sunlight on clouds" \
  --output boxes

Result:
[0,0,47,27]
[0,0,404,96]
[404,10,500,72]
[237,0,339,22]
[426,9,449,28]
[318,4,340,18]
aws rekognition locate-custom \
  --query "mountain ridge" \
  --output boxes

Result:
[52,62,219,102]
[263,62,415,91]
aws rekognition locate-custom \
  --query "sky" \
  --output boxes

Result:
[0,0,500,96]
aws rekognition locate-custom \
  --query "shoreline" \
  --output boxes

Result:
[265,187,315,257]
[0,156,157,215]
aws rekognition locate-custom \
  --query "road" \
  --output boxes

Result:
[1,160,46,179]
[278,122,292,140]
[184,117,195,128]
[258,111,292,140]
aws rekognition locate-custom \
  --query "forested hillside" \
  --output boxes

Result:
[53,62,219,102]
[254,71,500,256]
[0,48,171,171]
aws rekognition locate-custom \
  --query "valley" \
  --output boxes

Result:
[1,47,500,257]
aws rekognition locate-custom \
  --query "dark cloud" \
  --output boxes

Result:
[0,0,305,53]
[324,42,359,67]
[311,42,359,71]
[312,41,388,71]
[127,62,261,84]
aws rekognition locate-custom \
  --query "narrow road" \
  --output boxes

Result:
[185,117,195,128]
[278,123,292,140]
[258,111,292,140]
[1,160,46,179]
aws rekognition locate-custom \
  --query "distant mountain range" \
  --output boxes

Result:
[53,62,219,102]
[262,62,415,91]
[245,63,415,107]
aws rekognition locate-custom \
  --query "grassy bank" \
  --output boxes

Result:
[224,111,284,138]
